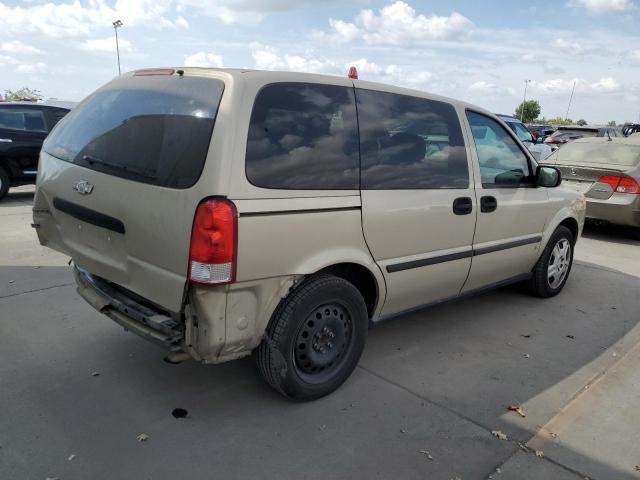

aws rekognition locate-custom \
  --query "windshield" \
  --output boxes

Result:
[43,74,224,188]
[507,121,533,142]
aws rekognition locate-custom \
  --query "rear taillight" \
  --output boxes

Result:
[189,199,237,285]
[598,175,640,194]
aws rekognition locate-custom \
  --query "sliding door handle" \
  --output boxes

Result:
[453,197,473,215]
[480,196,497,213]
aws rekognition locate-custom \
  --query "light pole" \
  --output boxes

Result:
[521,79,531,122]
[113,19,123,75]
[565,80,576,122]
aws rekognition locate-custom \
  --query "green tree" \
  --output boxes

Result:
[514,100,541,123]
[576,119,587,126]
[607,120,617,126]
[3,87,43,102]
[547,117,573,126]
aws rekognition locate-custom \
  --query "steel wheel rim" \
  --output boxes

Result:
[547,238,571,289]
[293,301,354,384]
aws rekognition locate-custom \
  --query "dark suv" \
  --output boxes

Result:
[0,102,70,200]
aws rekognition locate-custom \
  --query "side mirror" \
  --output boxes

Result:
[536,165,562,188]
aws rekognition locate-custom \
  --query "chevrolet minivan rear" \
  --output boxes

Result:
[33,69,229,315]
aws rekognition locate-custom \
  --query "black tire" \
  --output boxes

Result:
[528,226,575,298]
[256,274,368,400]
[0,166,9,201]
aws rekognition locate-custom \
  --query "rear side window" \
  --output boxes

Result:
[356,89,468,189]
[245,83,359,190]
[43,75,224,188]
[0,109,48,132]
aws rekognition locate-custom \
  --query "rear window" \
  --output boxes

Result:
[0,108,47,132]
[43,75,224,188]
[556,141,640,166]
[245,82,359,190]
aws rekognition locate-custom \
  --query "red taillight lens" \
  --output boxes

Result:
[189,199,237,285]
[616,177,640,194]
[598,175,640,194]
[599,175,621,190]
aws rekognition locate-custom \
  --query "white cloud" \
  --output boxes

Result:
[82,36,133,53]
[532,78,584,93]
[629,49,640,63]
[468,81,501,95]
[567,0,635,14]
[251,44,337,73]
[16,62,47,74]
[590,77,620,91]
[531,77,621,94]
[0,54,18,67]
[0,40,43,55]
[184,51,224,68]
[551,38,583,53]
[315,1,474,45]
[176,0,362,25]
[0,0,176,39]
[175,16,189,28]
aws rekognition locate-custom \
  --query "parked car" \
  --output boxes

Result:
[543,136,640,239]
[622,124,640,137]
[33,68,585,400]
[545,125,619,150]
[0,102,70,200]
[528,124,555,141]
[497,114,553,161]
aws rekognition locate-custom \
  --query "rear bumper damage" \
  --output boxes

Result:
[74,267,184,350]
[74,265,299,364]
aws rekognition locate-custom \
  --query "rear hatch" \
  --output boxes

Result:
[543,138,640,198]
[33,70,225,313]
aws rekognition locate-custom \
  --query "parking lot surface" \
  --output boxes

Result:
[2,186,639,480]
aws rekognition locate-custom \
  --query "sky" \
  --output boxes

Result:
[1,0,639,123]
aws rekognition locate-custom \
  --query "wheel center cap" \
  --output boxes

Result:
[312,327,336,353]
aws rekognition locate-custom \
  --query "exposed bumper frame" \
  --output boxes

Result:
[74,267,184,350]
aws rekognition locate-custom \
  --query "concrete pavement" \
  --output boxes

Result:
[1,186,639,480]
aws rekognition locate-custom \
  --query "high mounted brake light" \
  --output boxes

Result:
[189,199,238,285]
[134,68,175,76]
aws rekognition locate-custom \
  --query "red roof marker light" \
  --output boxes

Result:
[348,66,358,79]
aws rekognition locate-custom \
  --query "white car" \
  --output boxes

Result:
[498,114,553,162]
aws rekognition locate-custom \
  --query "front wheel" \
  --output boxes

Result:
[256,274,368,400]
[528,226,574,298]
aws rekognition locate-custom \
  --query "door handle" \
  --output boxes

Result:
[480,196,497,213]
[453,197,473,215]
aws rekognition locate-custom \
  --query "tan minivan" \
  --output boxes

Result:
[33,68,586,399]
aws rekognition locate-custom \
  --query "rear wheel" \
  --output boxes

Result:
[528,226,574,297]
[256,274,368,400]
[0,166,9,201]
